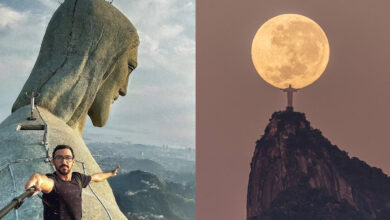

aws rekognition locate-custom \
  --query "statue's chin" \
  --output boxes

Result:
[91,118,107,127]
[89,109,109,127]
[88,97,111,127]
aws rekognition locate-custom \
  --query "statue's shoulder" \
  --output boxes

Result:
[0,106,87,161]
[0,106,83,143]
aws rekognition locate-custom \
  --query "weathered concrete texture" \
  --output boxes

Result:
[0,106,127,219]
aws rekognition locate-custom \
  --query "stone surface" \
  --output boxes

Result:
[247,111,390,220]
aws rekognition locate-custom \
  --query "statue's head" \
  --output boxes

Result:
[12,0,139,133]
[88,44,138,127]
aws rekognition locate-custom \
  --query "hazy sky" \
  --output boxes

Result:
[197,0,390,219]
[0,0,195,148]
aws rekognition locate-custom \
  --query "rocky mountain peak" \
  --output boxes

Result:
[247,111,390,220]
[264,111,310,139]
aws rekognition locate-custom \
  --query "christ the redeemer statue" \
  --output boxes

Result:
[282,84,298,111]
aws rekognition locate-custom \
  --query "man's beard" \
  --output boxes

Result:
[56,164,71,175]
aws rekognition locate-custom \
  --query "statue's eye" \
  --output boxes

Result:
[128,64,135,73]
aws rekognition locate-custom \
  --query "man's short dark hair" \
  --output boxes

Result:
[52,145,74,159]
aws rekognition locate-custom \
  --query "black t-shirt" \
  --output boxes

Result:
[42,172,91,220]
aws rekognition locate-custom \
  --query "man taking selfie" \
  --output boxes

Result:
[25,144,119,220]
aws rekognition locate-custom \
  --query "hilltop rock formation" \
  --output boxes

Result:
[247,111,390,220]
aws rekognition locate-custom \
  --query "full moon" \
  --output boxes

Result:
[251,14,329,89]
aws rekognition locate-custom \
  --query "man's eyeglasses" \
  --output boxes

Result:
[53,156,74,162]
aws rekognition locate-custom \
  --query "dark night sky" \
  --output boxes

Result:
[197,0,390,219]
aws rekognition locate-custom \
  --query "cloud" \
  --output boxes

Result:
[0,3,52,121]
[115,0,195,72]
[108,1,195,147]
[36,0,59,10]
[137,31,168,69]
[174,37,195,56]
[160,24,184,39]
[0,4,26,29]
[184,1,194,9]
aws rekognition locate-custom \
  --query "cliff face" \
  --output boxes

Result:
[247,111,390,220]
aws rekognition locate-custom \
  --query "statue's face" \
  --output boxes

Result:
[88,46,138,126]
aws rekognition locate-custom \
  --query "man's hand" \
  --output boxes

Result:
[91,165,120,183]
[25,173,42,196]
[25,173,54,195]
[111,165,120,176]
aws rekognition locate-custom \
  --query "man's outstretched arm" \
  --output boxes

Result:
[90,165,120,183]
[25,173,55,195]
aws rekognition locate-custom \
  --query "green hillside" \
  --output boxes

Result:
[109,170,195,220]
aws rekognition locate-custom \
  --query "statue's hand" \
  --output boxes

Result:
[111,165,120,176]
